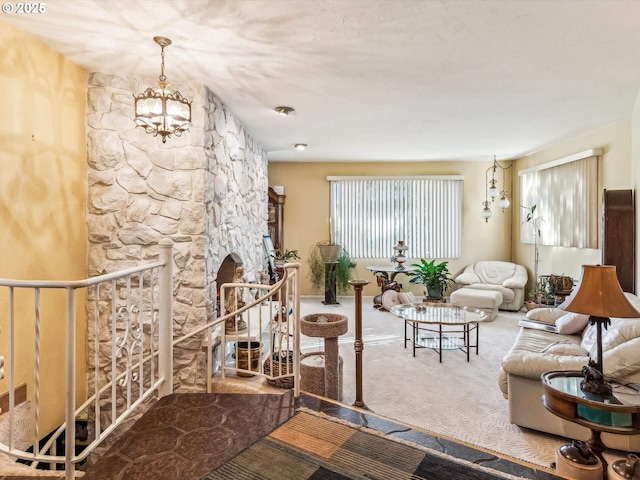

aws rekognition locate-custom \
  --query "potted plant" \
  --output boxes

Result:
[406,259,453,300]
[525,279,546,311]
[307,242,357,304]
[272,249,300,266]
[522,204,544,305]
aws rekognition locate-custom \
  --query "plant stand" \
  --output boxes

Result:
[323,262,338,305]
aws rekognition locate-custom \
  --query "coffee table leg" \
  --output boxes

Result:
[466,324,470,362]
[439,324,443,363]
[404,319,407,349]
[413,321,417,357]
[476,322,480,355]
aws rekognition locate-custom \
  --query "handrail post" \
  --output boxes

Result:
[158,238,174,397]
[288,264,301,399]
[64,287,76,480]
[348,279,369,409]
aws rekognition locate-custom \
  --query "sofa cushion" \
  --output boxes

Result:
[455,271,481,285]
[581,317,640,356]
[556,312,590,335]
[604,337,640,379]
[526,307,566,325]
[541,342,590,356]
[501,327,587,380]
[473,261,517,286]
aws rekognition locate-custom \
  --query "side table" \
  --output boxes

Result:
[366,265,416,310]
[542,370,640,478]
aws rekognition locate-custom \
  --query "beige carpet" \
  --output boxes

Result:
[299,296,563,469]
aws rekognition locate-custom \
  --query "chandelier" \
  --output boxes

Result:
[481,156,512,222]
[134,36,192,143]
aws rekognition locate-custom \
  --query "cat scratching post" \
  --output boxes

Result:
[300,313,348,401]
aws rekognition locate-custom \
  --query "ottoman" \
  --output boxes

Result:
[449,288,503,321]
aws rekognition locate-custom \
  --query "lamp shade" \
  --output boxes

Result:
[562,265,640,318]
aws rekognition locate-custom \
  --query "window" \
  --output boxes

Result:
[519,150,599,248]
[329,176,463,259]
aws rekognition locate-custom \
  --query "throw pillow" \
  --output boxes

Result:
[555,312,590,335]
[398,292,418,304]
[541,342,589,357]
[526,308,566,325]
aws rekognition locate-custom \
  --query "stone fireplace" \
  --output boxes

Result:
[215,253,243,315]
[85,72,268,392]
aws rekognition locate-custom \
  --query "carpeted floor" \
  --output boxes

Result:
[297,296,564,469]
[205,410,527,480]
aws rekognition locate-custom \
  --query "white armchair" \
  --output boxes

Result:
[454,261,528,311]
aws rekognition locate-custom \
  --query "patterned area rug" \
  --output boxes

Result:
[204,411,523,480]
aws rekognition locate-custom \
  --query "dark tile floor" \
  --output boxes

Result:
[81,391,562,480]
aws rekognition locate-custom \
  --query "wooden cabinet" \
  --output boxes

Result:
[268,187,286,252]
[602,189,635,294]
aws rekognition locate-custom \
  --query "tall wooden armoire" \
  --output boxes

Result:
[602,189,636,294]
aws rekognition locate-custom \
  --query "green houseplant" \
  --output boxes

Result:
[272,249,300,265]
[307,242,356,303]
[406,259,453,299]
[522,204,544,307]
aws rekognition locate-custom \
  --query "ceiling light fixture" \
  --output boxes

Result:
[134,36,192,143]
[481,156,512,222]
[275,106,294,116]
[294,143,307,151]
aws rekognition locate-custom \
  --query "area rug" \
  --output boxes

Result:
[204,411,524,480]
[297,296,564,469]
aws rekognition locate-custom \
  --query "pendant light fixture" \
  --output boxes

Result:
[134,36,192,143]
[481,156,512,222]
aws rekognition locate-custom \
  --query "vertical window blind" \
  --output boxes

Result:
[328,176,463,259]
[519,152,599,248]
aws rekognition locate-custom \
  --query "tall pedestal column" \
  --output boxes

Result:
[349,279,369,409]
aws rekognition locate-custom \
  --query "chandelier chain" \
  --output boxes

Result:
[159,44,166,83]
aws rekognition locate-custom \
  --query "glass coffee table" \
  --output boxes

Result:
[390,303,487,362]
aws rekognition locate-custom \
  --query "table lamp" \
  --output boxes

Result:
[562,265,640,395]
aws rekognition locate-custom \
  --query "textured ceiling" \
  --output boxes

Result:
[6,0,640,162]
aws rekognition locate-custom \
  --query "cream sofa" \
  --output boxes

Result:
[499,292,640,451]
[454,261,527,311]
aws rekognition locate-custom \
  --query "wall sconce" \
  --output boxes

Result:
[134,36,192,143]
[481,156,512,222]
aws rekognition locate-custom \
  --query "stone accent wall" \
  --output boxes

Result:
[85,73,267,394]
[203,86,269,307]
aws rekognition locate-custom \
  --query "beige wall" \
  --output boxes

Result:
[269,161,513,296]
[0,19,87,436]
[512,120,632,292]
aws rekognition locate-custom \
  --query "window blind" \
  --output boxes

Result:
[329,176,463,259]
[519,153,599,248]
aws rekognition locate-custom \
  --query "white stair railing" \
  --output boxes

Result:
[0,239,174,479]
[0,250,301,479]
[174,263,301,397]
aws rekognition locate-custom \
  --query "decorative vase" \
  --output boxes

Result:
[392,240,408,270]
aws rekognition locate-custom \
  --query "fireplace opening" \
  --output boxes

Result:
[216,253,243,316]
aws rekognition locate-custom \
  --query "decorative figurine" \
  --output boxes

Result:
[224,266,248,334]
